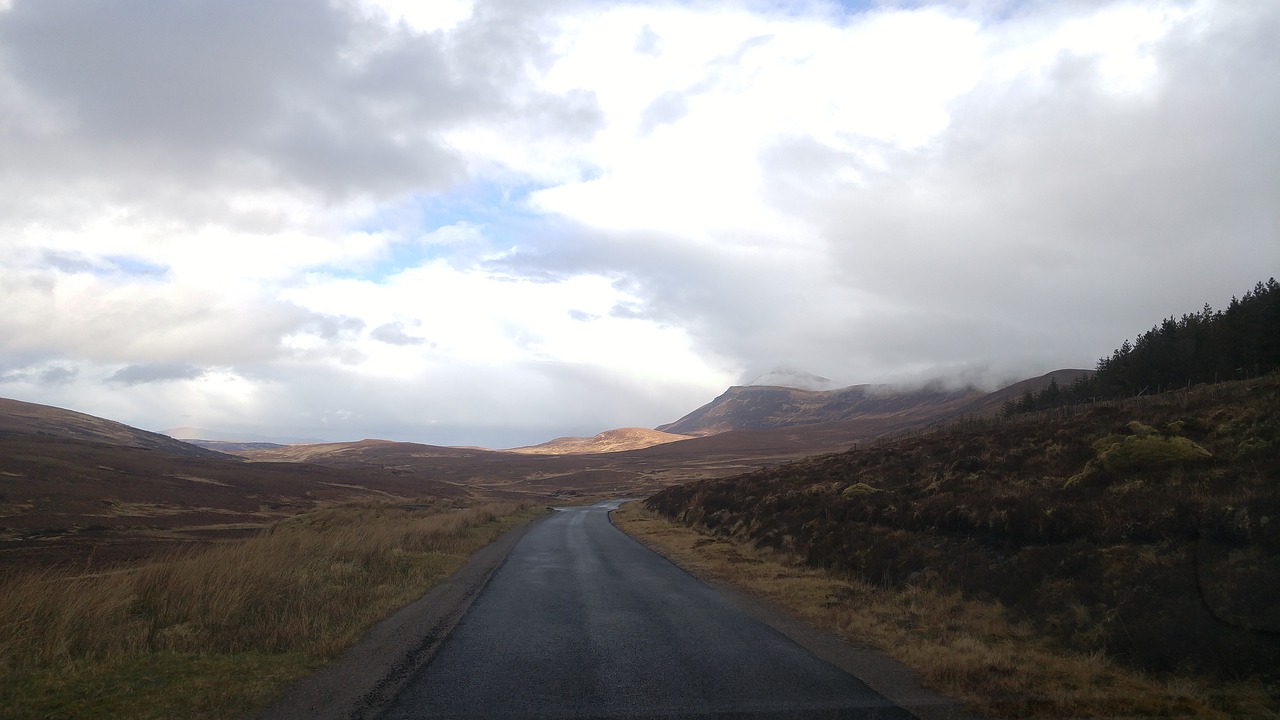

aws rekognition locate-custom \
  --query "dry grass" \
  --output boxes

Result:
[0,499,540,720]
[613,503,1278,719]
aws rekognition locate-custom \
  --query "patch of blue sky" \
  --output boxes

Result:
[104,255,169,277]
[331,179,553,282]
[844,0,1028,21]
[40,250,169,278]
[835,0,877,12]
[743,0,876,18]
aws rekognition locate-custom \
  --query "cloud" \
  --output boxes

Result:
[0,362,78,386]
[38,365,77,385]
[108,363,207,386]
[498,0,1280,388]
[371,322,429,346]
[0,0,1275,447]
[0,0,599,216]
[637,90,690,135]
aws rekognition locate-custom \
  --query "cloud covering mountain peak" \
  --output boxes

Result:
[747,368,834,392]
[0,0,1276,448]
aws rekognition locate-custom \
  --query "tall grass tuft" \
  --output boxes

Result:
[0,499,534,719]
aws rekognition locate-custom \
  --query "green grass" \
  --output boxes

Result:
[1,653,312,720]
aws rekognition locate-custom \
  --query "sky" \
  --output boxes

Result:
[0,0,1276,448]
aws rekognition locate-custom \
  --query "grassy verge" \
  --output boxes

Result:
[613,503,1276,719]
[0,499,540,720]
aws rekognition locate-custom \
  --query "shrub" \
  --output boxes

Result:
[841,482,881,498]
[1096,434,1212,474]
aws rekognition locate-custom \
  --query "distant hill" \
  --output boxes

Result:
[163,426,322,445]
[506,428,692,455]
[0,398,231,460]
[0,433,468,570]
[183,439,288,453]
[657,371,1089,437]
[237,438,483,463]
[957,369,1093,416]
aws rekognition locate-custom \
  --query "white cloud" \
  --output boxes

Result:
[0,0,1275,446]
[356,0,475,33]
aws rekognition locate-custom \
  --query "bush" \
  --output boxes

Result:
[1096,434,1212,473]
[841,482,881,498]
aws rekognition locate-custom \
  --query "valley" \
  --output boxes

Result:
[1,355,1276,718]
[0,370,1077,570]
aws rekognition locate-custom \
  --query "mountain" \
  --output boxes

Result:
[746,368,834,391]
[0,398,232,459]
[505,428,692,455]
[656,370,1090,437]
[656,382,975,436]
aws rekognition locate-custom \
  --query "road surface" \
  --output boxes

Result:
[380,501,916,720]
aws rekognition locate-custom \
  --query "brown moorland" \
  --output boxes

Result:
[3,371,1073,570]
[0,399,546,718]
[0,499,538,720]
[233,371,1081,500]
[642,374,1280,716]
[504,427,693,454]
[0,434,469,570]
[0,367,1118,717]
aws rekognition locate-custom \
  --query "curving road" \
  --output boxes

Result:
[380,501,915,719]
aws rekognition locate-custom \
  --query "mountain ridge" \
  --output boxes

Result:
[656,370,1090,437]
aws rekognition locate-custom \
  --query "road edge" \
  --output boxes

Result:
[608,504,986,720]
[255,511,551,720]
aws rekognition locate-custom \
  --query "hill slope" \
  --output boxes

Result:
[505,428,692,455]
[0,397,230,459]
[0,400,472,569]
[657,370,1089,436]
[647,375,1280,677]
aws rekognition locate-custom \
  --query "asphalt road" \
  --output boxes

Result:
[380,501,916,720]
